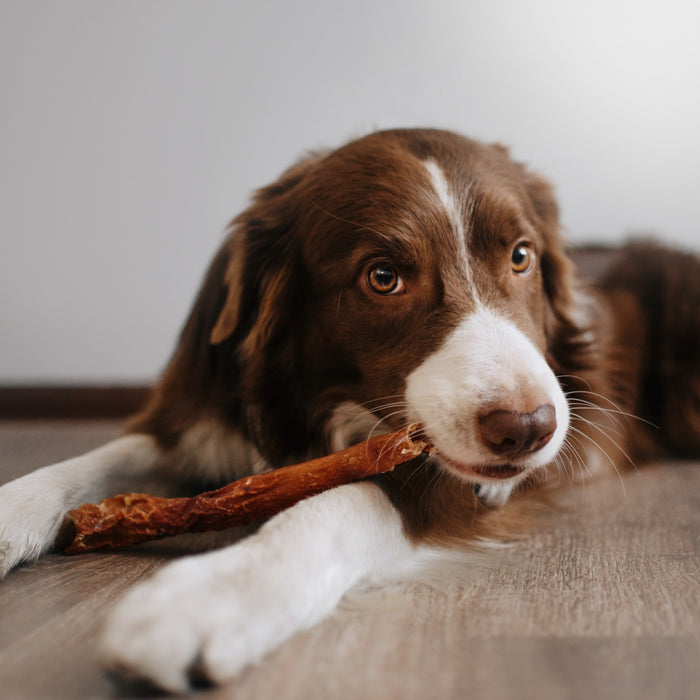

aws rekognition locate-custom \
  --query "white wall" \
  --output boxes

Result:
[1,0,698,384]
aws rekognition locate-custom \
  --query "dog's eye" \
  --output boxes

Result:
[367,264,405,295]
[511,244,534,274]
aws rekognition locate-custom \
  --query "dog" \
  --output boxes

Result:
[1,128,699,692]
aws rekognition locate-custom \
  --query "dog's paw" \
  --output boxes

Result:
[473,481,515,507]
[0,473,67,578]
[99,546,307,693]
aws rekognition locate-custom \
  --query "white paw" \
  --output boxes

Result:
[1,435,159,579]
[101,482,411,693]
[473,481,515,507]
[99,544,310,693]
[0,472,68,578]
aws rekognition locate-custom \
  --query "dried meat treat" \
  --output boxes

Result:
[61,424,429,553]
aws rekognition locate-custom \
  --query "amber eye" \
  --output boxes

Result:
[511,244,534,273]
[367,264,404,295]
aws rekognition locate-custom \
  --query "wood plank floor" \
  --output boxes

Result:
[0,421,698,699]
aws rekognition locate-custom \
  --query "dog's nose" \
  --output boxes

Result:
[479,404,557,459]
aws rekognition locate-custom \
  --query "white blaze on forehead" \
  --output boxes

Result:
[423,158,473,290]
[423,159,464,239]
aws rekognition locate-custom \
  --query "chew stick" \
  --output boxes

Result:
[62,424,429,554]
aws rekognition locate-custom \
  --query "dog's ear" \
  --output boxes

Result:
[209,152,326,348]
[523,171,575,313]
[209,233,247,345]
[523,170,595,369]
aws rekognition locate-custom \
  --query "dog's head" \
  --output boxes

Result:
[210,129,586,492]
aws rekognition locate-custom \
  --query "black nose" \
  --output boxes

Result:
[478,404,557,459]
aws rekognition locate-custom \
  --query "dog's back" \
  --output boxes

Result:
[575,242,700,459]
[604,243,700,457]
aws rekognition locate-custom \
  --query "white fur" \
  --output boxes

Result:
[0,434,159,578]
[406,306,569,488]
[99,481,425,692]
[325,400,387,452]
[175,420,270,480]
[423,159,465,241]
[473,482,517,507]
[423,159,474,288]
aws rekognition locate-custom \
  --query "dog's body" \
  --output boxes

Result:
[1,129,699,692]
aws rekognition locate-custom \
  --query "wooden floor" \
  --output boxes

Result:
[0,421,699,699]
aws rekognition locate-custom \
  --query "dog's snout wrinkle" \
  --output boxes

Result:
[478,404,556,459]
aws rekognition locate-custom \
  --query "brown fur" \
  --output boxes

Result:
[127,128,700,543]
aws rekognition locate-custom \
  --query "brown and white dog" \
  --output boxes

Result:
[1,129,699,692]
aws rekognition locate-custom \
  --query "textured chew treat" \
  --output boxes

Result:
[62,425,429,554]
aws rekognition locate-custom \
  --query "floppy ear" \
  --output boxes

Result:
[209,152,326,348]
[209,233,247,345]
[523,171,574,312]
[127,153,326,450]
[523,170,596,370]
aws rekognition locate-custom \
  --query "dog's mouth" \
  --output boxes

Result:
[439,456,526,481]
[471,463,525,479]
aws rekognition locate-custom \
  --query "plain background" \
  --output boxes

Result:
[1,0,699,385]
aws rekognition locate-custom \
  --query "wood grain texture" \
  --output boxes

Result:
[0,421,698,699]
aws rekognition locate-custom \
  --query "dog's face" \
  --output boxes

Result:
[211,129,579,489]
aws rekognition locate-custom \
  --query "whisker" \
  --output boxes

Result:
[335,289,343,318]
[567,404,630,440]
[558,436,592,486]
[569,409,637,470]
[566,391,657,429]
[550,445,569,485]
[394,450,436,493]
[566,424,628,498]
[311,200,387,240]
[355,395,408,408]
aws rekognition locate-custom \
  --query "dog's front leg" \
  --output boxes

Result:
[99,481,416,693]
[0,434,160,578]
